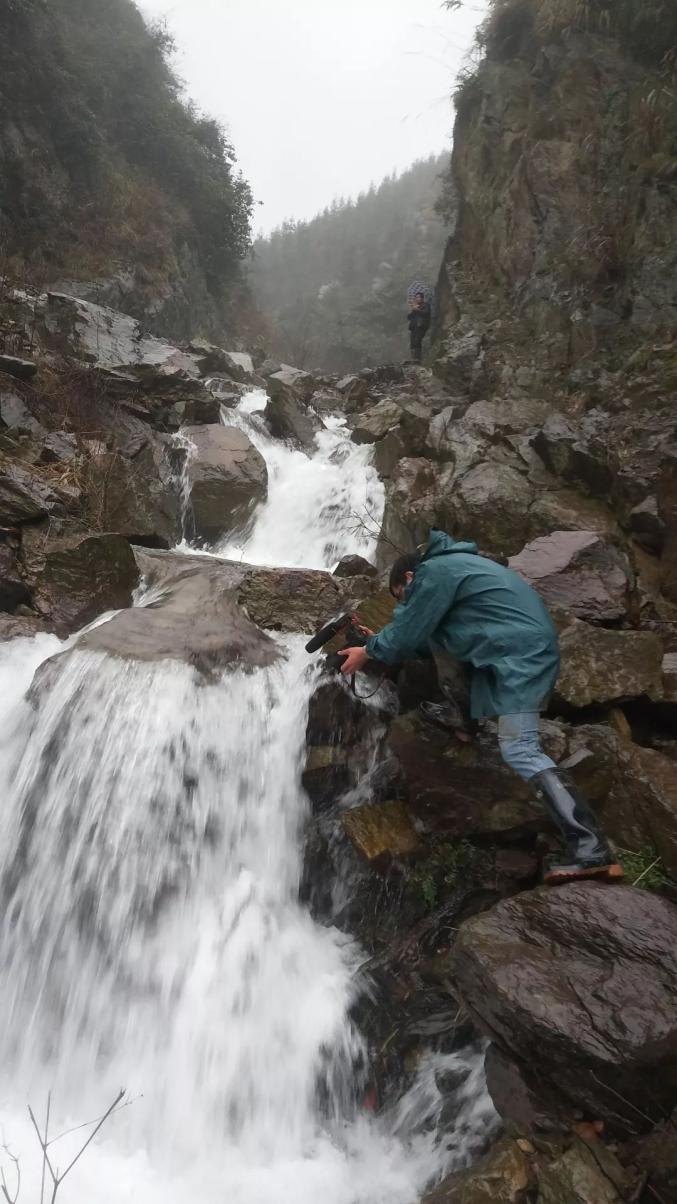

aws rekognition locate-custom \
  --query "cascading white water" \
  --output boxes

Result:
[0,386,497,1203]
[214,389,385,570]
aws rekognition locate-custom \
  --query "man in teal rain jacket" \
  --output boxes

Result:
[339,529,623,885]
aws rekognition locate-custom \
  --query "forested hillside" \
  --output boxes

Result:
[249,155,449,372]
[0,0,252,339]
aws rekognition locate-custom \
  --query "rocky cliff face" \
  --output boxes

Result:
[435,0,676,409]
[0,0,252,342]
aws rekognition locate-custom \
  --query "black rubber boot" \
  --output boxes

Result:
[530,768,624,885]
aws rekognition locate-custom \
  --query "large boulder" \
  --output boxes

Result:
[531,412,612,498]
[450,883,677,1133]
[350,399,402,445]
[0,455,81,526]
[264,392,322,451]
[42,293,202,380]
[454,463,533,557]
[555,618,664,708]
[134,547,348,635]
[509,531,633,622]
[73,562,281,677]
[19,528,138,632]
[267,366,316,405]
[83,435,180,547]
[378,458,455,564]
[183,424,267,543]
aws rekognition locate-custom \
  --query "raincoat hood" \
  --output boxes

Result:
[422,530,479,559]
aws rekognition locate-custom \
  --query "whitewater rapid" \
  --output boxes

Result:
[0,389,496,1203]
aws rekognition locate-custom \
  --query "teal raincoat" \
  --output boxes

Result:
[365,530,560,719]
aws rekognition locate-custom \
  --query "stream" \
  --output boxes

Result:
[0,389,496,1204]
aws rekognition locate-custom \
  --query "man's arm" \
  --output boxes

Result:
[364,568,458,665]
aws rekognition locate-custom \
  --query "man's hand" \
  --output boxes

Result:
[339,645,369,675]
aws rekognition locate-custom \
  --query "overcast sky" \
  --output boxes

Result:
[136,0,488,235]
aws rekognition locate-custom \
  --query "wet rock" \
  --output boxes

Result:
[528,489,619,538]
[378,458,455,563]
[302,745,354,812]
[425,410,485,473]
[373,428,406,478]
[398,400,433,456]
[537,1137,632,1204]
[307,388,342,415]
[84,436,180,548]
[20,528,138,632]
[387,710,544,839]
[259,358,282,378]
[335,374,370,409]
[202,379,241,413]
[73,559,280,675]
[628,495,665,553]
[222,351,255,381]
[341,801,420,865]
[0,354,37,381]
[435,330,484,394]
[350,399,402,445]
[484,1045,566,1134]
[0,455,81,526]
[332,555,378,578]
[237,565,344,632]
[305,679,370,745]
[531,413,613,498]
[555,618,663,708]
[422,1138,534,1204]
[0,613,55,641]
[43,293,202,379]
[509,531,632,622]
[264,392,322,451]
[0,390,43,434]
[38,431,78,465]
[183,424,267,543]
[267,366,316,405]
[463,398,551,438]
[455,463,533,557]
[450,883,677,1133]
[628,1111,677,1200]
[584,732,677,871]
[0,542,28,609]
[134,547,347,636]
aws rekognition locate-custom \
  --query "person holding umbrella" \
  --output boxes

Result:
[407,286,431,363]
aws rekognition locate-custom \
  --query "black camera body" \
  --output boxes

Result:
[305,613,367,671]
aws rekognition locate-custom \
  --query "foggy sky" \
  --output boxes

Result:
[137,0,488,234]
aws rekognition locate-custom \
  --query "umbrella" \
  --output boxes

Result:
[407,280,433,304]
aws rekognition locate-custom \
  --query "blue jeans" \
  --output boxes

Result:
[497,712,556,782]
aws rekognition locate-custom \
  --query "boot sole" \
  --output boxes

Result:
[544,863,625,886]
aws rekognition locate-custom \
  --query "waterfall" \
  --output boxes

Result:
[215,389,385,570]
[0,388,496,1204]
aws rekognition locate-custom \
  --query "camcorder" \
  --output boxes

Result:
[304,613,367,672]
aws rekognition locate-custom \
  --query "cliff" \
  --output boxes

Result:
[434,0,677,408]
[0,0,252,341]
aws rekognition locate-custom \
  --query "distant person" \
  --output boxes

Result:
[407,291,431,363]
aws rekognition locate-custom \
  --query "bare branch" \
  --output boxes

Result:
[27,1106,57,1191]
[40,1093,50,1204]
[55,1089,126,1186]
[0,1143,20,1204]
